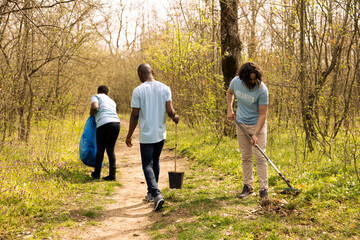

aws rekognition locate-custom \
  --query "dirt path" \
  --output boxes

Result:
[64,119,187,240]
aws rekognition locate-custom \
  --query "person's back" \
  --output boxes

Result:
[92,93,120,128]
[90,85,120,181]
[132,80,171,143]
[126,63,179,211]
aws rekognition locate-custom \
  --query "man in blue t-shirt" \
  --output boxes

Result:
[226,62,269,201]
[126,63,179,211]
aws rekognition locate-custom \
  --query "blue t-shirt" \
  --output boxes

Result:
[229,76,269,125]
[91,94,120,128]
[131,80,172,144]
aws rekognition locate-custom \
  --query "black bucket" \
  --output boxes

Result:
[168,171,184,189]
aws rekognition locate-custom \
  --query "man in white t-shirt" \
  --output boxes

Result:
[126,63,179,211]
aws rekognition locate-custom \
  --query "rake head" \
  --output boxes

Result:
[280,188,302,195]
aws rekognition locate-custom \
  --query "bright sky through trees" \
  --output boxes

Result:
[98,0,170,50]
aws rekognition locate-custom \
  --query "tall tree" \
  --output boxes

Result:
[0,0,101,142]
[298,0,352,151]
[219,0,241,90]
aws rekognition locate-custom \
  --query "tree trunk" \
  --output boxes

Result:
[18,0,31,141]
[219,0,241,90]
[298,0,315,151]
[299,0,351,152]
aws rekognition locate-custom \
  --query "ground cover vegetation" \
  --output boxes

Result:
[154,120,360,239]
[0,116,123,239]
[0,0,359,239]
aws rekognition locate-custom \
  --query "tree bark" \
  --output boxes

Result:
[219,0,241,90]
[299,0,351,152]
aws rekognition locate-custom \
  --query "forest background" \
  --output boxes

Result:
[0,0,359,239]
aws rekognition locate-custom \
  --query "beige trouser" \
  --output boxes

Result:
[236,123,268,191]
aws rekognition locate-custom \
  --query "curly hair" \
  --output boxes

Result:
[97,85,109,95]
[238,62,263,89]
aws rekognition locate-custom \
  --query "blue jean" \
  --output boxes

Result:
[140,140,165,197]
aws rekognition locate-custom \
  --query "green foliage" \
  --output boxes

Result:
[0,0,359,239]
[0,117,118,239]
[0,1,102,142]
[155,121,360,239]
[141,16,225,136]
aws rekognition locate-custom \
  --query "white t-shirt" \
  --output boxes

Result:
[91,94,120,128]
[131,80,172,144]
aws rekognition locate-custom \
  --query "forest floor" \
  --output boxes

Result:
[62,119,188,240]
[51,117,360,239]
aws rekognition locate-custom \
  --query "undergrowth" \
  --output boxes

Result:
[153,119,360,239]
[1,114,359,239]
[0,116,122,239]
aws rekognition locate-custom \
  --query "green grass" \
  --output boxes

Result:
[0,116,124,239]
[1,114,359,239]
[153,120,360,239]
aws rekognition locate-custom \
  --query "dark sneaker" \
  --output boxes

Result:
[145,192,154,202]
[259,189,269,200]
[238,185,254,199]
[102,175,116,181]
[154,195,165,211]
[91,172,100,179]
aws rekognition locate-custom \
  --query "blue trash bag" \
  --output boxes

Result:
[79,116,97,167]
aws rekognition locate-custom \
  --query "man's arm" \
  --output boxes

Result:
[90,102,99,116]
[226,88,235,121]
[166,101,179,124]
[251,104,268,146]
[126,108,140,147]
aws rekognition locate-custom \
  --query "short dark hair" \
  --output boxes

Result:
[97,85,109,95]
[238,62,263,89]
[138,63,152,75]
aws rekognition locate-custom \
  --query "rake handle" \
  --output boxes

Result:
[174,124,177,172]
[236,121,294,190]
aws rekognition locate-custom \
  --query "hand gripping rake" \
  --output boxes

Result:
[235,121,301,195]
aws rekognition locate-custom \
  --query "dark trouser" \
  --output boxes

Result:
[140,140,164,197]
[94,122,120,177]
